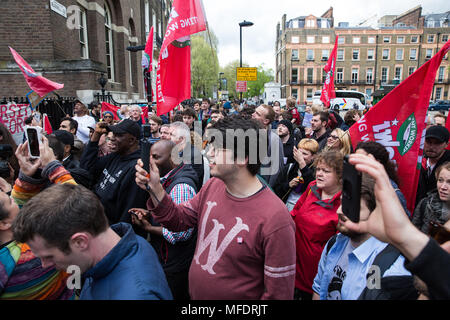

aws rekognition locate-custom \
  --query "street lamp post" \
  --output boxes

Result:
[98,73,108,102]
[239,20,253,102]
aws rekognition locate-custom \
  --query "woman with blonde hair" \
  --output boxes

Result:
[325,127,351,156]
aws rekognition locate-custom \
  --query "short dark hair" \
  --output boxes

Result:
[361,173,376,213]
[355,141,400,186]
[149,115,162,126]
[13,184,109,254]
[210,109,221,115]
[0,198,9,221]
[202,98,210,105]
[60,117,78,134]
[210,115,263,176]
[313,111,329,124]
[182,107,198,120]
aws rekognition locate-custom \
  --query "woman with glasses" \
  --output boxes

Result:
[102,111,114,125]
[325,128,351,156]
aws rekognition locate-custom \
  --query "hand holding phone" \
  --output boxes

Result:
[342,155,362,223]
[24,126,42,159]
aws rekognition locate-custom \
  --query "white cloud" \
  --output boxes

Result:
[201,0,449,71]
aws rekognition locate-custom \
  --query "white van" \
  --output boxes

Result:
[312,90,367,111]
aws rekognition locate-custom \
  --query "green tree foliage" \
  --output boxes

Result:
[191,32,219,98]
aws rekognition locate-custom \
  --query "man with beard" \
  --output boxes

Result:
[416,125,450,205]
[312,174,416,300]
[309,112,330,151]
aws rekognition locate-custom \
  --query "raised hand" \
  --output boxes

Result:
[15,142,41,177]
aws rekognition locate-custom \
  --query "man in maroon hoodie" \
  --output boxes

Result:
[136,116,296,299]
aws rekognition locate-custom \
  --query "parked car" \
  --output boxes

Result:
[429,100,450,111]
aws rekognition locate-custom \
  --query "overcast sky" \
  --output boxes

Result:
[201,0,449,72]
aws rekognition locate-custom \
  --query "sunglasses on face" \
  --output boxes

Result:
[429,221,450,244]
[329,135,340,140]
[104,116,113,119]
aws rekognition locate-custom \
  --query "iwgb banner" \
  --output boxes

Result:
[0,103,33,145]
[349,39,450,213]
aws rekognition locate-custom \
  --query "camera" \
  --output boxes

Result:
[342,155,362,223]
[0,144,13,179]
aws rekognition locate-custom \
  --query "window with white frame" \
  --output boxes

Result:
[306,19,315,28]
[435,87,442,100]
[366,68,373,84]
[307,49,314,60]
[426,48,433,59]
[442,35,449,42]
[381,67,388,83]
[409,48,417,60]
[79,6,88,59]
[382,48,389,60]
[321,49,329,60]
[368,36,376,44]
[336,67,343,83]
[292,36,300,44]
[352,49,359,60]
[292,68,298,83]
[353,37,360,44]
[411,35,418,43]
[394,67,402,81]
[397,36,405,44]
[291,49,299,60]
[307,68,314,83]
[322,36,330,43]
[292,88,298,99]
[366,88,372,98]
[438,66,445,82]
[306,36,315,43]
[367,48,374,60]
[338,37,345,44]
[337,49,344,61]
[396,48,403,60]
[306,88,313,101]
[104,4,114,81]
[427,34,435,43]
[408,66,415,76]
[383,36,391,43]
[144,0,150,38]
[351,68,358,84]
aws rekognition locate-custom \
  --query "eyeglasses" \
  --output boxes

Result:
[429,221,450,244]
[329,135,340,140]
[104,116,113,119]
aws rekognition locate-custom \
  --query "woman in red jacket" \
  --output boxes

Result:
[291,150,343,300]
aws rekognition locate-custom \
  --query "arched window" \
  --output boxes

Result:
[104,3,115,81]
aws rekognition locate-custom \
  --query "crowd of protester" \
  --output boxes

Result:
[0,96,449,300]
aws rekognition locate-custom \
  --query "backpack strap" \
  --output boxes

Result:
[325,234,338,255]
[370,244,402,276]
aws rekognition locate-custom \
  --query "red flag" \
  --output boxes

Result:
[320,36,338,107]
[349,40,450,213]
[142,26,154,69]
[9,47,64,97]
[43,113,52,134]
[101,102,148,122]
[156,0,207,116]
[445,115,450,150]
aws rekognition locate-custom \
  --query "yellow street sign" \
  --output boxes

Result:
[236,67,257,81]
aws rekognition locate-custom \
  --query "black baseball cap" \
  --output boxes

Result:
[107,119,141,139]
[52,130,74,146]
[425,125,450,143]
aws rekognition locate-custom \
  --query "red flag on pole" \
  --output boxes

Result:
[43,113,52,135]
[142,26,154,69]
[349,40,450,213]
[320,36,339,107]
[156,0,207,116]
[9,47,64,97]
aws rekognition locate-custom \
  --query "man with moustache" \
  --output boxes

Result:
[312,175,416,300]
[416,125,450,205]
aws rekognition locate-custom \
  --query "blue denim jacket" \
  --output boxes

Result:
[312,233,411,300]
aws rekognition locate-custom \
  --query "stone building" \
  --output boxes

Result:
[0,0,171,104]
[275,6,450,104]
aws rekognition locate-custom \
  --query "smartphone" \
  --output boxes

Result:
[342,155,362,223]
[25,126,42,159]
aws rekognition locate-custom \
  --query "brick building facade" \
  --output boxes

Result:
[0,0,171,104]
[276,6,450,104]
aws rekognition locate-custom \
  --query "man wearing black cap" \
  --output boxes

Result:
[277,119,296,165]
[80,119,148,226]
[416,125,450,205]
